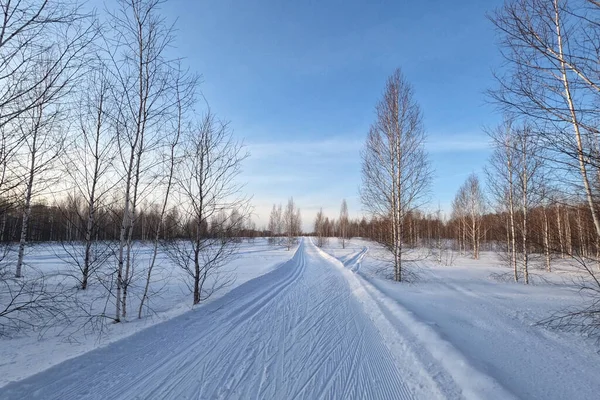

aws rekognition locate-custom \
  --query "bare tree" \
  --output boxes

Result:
[267,204,282,245]
[314,207,326,247]
[486,120,519,279]
[295,208,302,239]
[166,110,248,305]
[58,63,117,289]
[339,199,349,249]
[488,122,547,282]
[514,125,546,283]
[276,204,284,241]
[360,68,431,282]
[541,196,552,272]
[0,0,96,333]
[0,266,74,336]
[454,174,486,260]
[108,0,177,321]
[490,0,600,241]
[283,198,301,251]
[138,65,197,318]
[451,190,468,255]
[14,77,66,278]
[0,0,95,132]
[0,3,95,273]
[0,1,96,278]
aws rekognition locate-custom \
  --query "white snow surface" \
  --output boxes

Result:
[1,238,423,400]
[0,238,295,388]
[324,239,600,400]
[1,237,599,399]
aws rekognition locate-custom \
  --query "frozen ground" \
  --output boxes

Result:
[0,238,295,387]
[1,237,599,399]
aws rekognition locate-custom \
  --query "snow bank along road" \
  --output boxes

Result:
[1,238,593,399]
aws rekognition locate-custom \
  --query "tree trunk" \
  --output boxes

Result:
[554,0,600,243]
[576,208,586,258]
[116,157,134,322]
[564,207,572,256]
[82,131,101,290]
[1,211,7,242]
[556,203,564,258]
[543,205,551,272]
[509,192,517,282]
[193,233,201,305]
[521,137,529,285]
[15,121,38,278]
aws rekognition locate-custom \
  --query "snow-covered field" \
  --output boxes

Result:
[0,238,297,387]
[1,237,599,399]
[323,238,600,400]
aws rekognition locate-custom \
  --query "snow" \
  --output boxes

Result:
[0,238,423,400]
[1,237,599,399]
[323,238,600,400]
[0,238,295,388]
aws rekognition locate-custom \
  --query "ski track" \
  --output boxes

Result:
[0,239,416,400]
[334,245,600,400]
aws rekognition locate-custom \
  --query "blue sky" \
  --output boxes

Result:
[162,0,504,230]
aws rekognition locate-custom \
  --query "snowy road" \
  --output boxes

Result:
[0,239,421,400]
[6,238,590,400]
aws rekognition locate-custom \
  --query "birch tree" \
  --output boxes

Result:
[490,0,600,242]
[295,208,302,239]
[360,68,431,282]
[267,204,282,244]
[339,199,349,249]
[276,204,284,240]
[314,207,326,247]
[166,110,248,305]
[0,0,96,278]
[451,193,468,255]
[138,66,197,318]
[14,77,66,278]
[283,198,300,251]
[486,120,519,279]
[514,125,546,283]
[59,65,116,289]
[109,0,177,321]
[0,0,95,134]
[541,196,552,272]
[487,118,550,282]
[455,174,486,260]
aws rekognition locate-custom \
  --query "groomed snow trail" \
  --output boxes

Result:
[331,243,600,400]
[0,239,418,400]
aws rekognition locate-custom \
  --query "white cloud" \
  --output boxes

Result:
[246,137,363,160]
[247,133,489,160]
[426,133,490,153]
